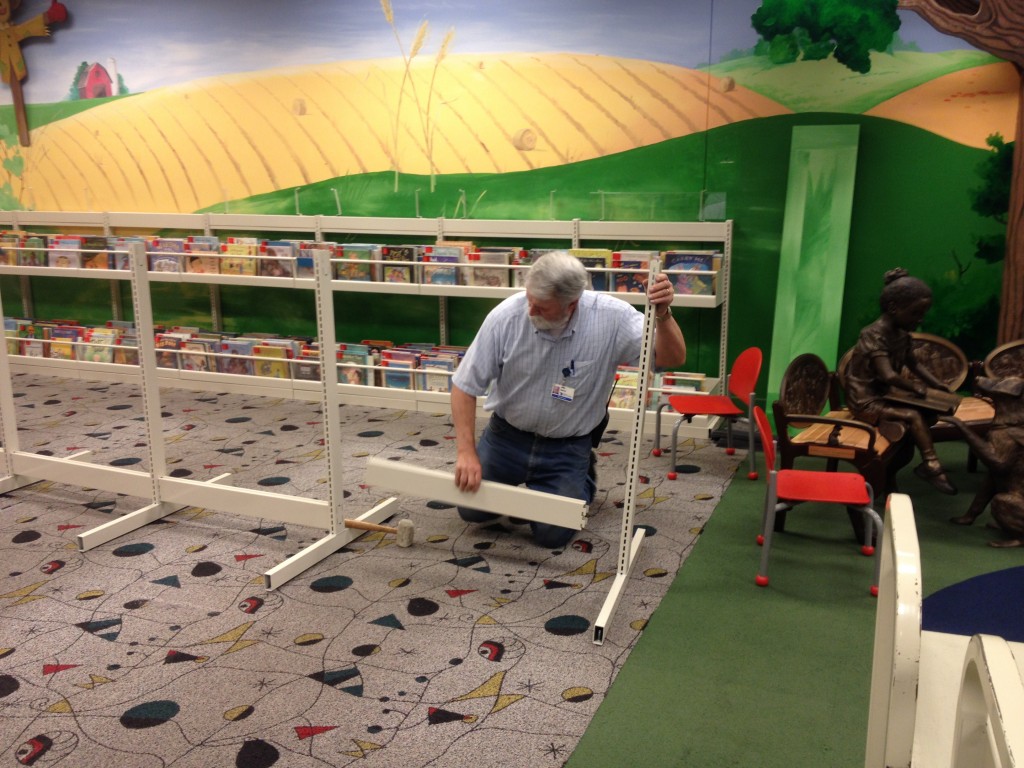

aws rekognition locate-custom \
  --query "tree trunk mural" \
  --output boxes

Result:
[898,0,1024,343]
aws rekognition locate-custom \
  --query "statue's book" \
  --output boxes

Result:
[883,386,960,415]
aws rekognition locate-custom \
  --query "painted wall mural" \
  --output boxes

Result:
[0,0,1017,366]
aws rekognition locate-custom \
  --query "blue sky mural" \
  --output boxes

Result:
[6,0,970,106]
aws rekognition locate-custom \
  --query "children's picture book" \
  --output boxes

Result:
[259,240,296,278]
[421,244,465,285]
[47,325,82,360]
[252,343,292,378]
[184,238,221,275]
[417,354,457,392]
[18,235,47,267]
[20,338,45,357]
[334,244,381,281]
[154,333,186,369]
[296,242,336,278]
[48,236,83,269]
[337,343,373,386]
[81,236,112,269]
[608,366,655,409]
[662,250,721,295]
[80,327,118,362]
[569,248,614,291]
[613,250,656,293]
[291,348,321,381]
[381,245,420,283]
[466,248,513,287]
[220,238,259,276]
[0,233,19,265]
[113,335,139,366]
[180,339,217,372]
[148,238,187,273]
[217,338,255,376]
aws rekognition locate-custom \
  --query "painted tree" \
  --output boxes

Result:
[752,0,1024,344]
[897,0,1023,344]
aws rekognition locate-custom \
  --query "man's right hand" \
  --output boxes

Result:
[454,452,482,492]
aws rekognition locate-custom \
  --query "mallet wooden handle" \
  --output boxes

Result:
[344,519,398,534]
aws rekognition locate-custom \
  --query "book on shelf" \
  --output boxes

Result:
[662,250,721,296]
[613,250,656,293]
[291,346,321,381]
[48,236,83,269]
[148,238,187,273]
[465,248,513,287]
[569,248,614,292]
[18,235,47,267]
[0,232,19,265]
[259,240,296,278]
[608,366,656,409]
[252,343,292,378]
[660,370,708,395]
[510,249,536,287]
[334,243,381,281]
[154,332,189,369]
[296,242,336,278]
[79,326,118,362]
[81,236,112,269]
[107,236,142,269]
[20,338,45,357]
[184,237,221,275]
[337,343,373,386]
[381,358,417,390]
[417,353,458,392]
[220,237,259,276]
[47,325,83,360]
[381,245,420,284]
[217,338,256,376]
[421,245,464,285]
[113,335,139,366]
[179,338,217,372]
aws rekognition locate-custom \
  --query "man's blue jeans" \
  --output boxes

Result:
[458,414,595,548]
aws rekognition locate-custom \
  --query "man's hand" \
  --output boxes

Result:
[647,272,674,310]
[45,1,68,24]
[454,452,482,492]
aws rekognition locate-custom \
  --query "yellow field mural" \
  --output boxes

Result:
[15,53,791,213]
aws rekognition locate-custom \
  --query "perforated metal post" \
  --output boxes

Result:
[593,257,660,644]
[262,248,398,589]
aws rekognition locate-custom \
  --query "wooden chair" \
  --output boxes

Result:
[984,338,1024,378]
[771,353,914,536]
[752,405,882,593]
[654,346,762,481]
[863,493,1024,767]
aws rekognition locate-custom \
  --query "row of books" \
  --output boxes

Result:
[607,367,710,410]
[0,231,721,295]
[2,318,470,392]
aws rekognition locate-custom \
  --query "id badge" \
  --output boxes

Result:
[551,383,575,402]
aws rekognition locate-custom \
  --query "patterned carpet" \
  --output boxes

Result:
[0,373,740,767]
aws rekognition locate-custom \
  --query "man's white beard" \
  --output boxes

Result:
[528,308,570,331]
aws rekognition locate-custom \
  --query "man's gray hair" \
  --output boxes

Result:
[525,251,589,304]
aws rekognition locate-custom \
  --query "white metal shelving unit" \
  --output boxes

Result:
[0,211,733,437]
[0,210,733,639]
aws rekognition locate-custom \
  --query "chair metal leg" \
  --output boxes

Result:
[667,414,687,478]
[861,505,884,597]
[745,397,758,480]
[652,402,670,456]
[756,484,781,587]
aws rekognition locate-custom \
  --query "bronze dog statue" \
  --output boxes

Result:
[941,375,1024,547]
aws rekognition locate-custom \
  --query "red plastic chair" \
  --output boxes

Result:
[657,346,762,481]
[752,405,882,595]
